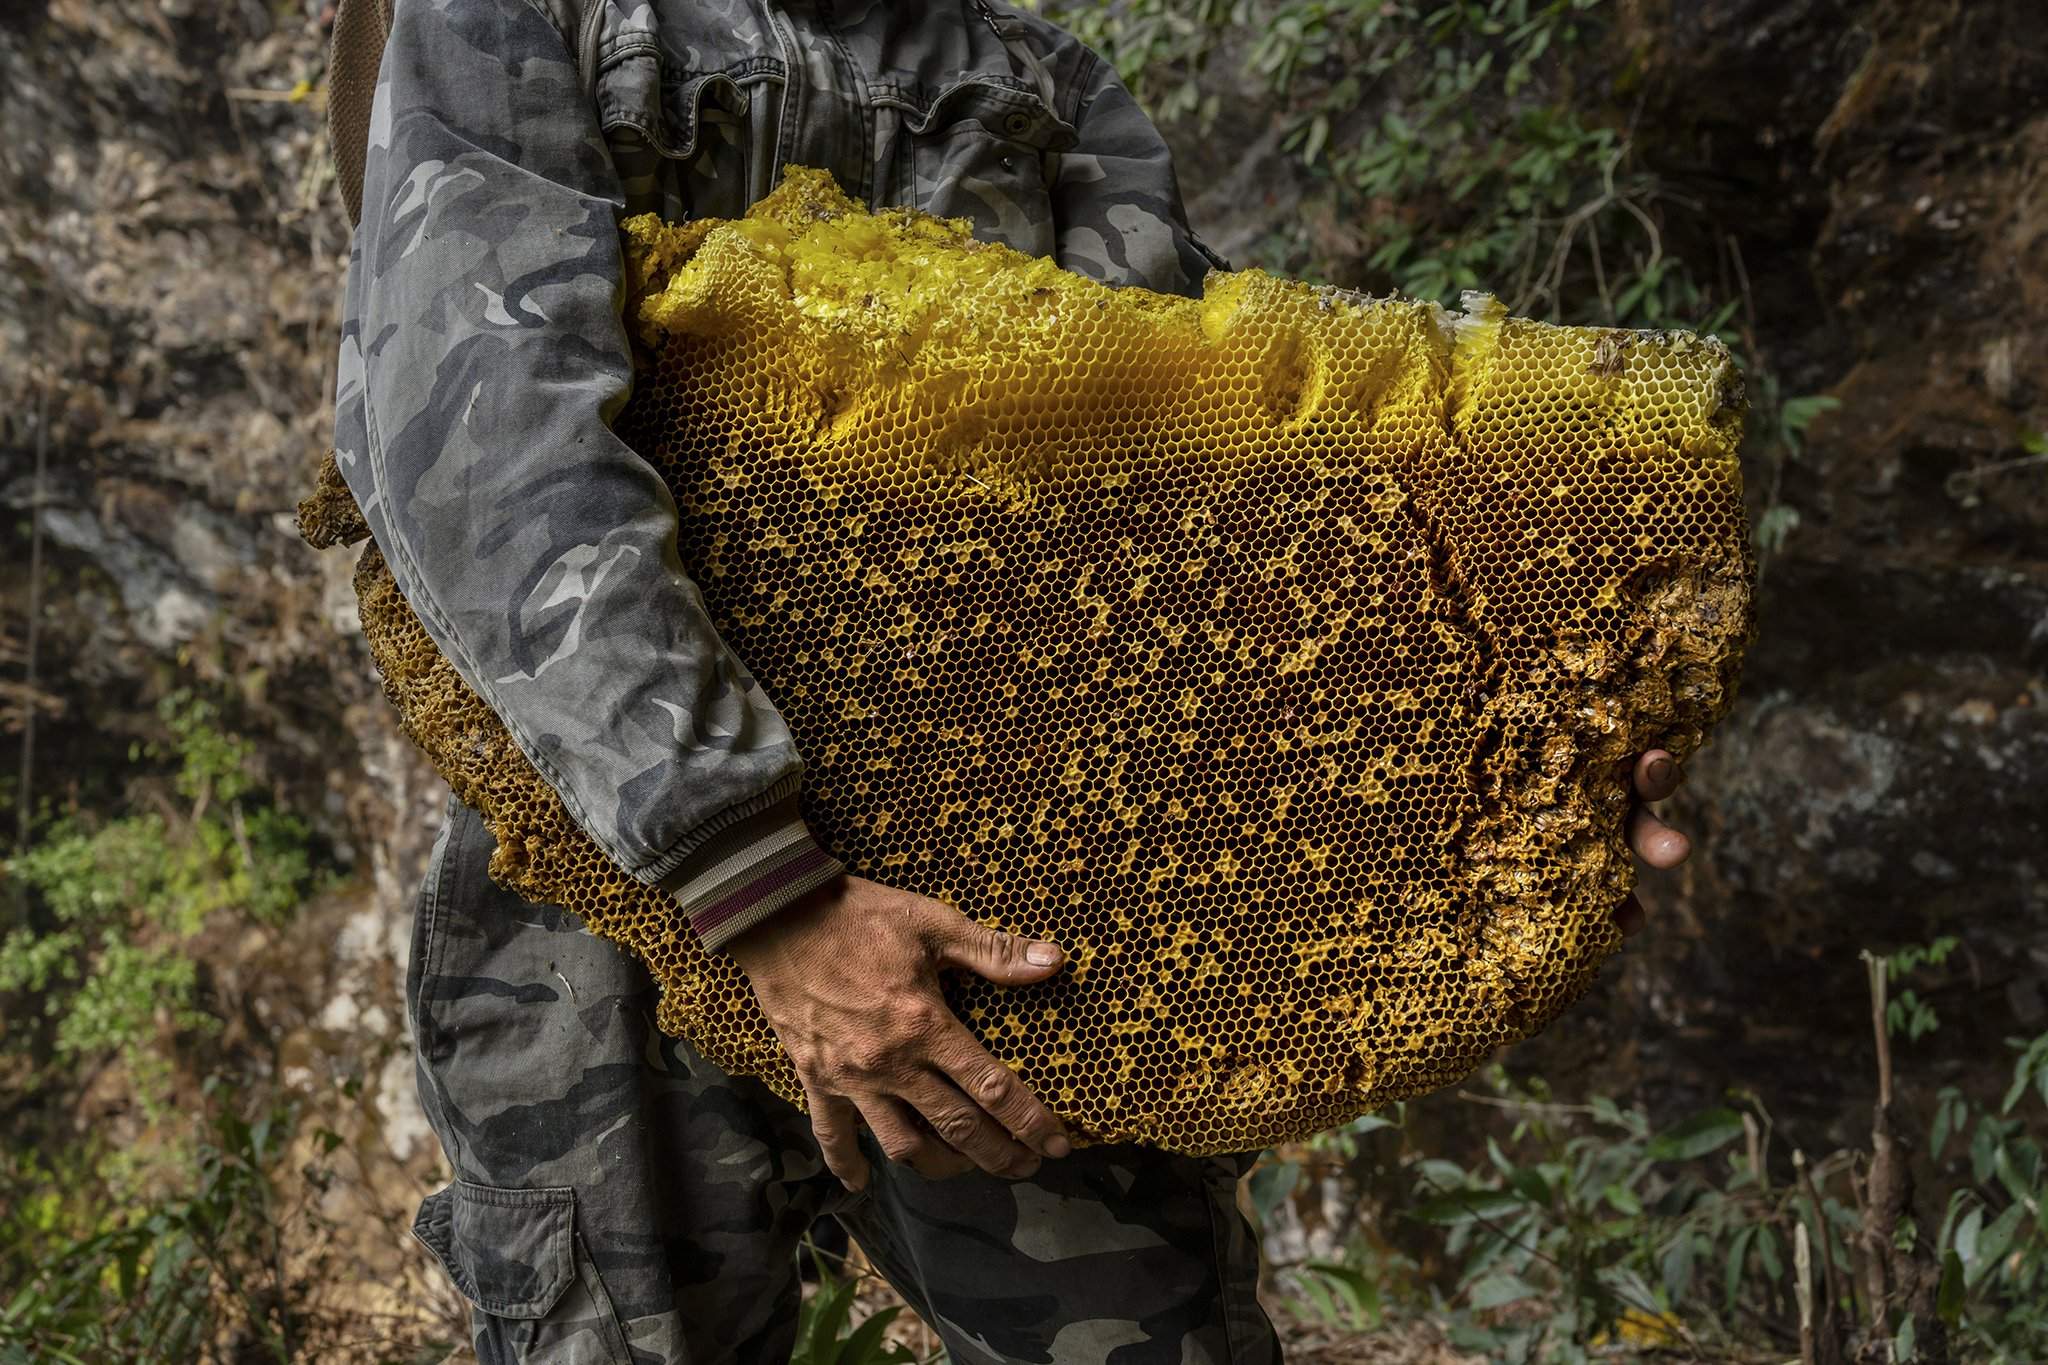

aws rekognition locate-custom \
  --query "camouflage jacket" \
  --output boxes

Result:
[332,0,1226,952]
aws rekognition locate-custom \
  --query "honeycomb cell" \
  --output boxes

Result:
[295,167,1754,1156]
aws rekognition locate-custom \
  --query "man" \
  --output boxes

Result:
[333,0,1694,1360]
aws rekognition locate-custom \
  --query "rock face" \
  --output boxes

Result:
[1585,0,2048,1128]
[0,1,440,880]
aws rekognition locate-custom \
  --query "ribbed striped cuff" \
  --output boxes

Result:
[657,796,844,954]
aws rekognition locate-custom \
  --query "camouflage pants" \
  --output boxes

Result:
[406,792,1282,1365]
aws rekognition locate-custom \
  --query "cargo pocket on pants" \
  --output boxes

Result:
[413,1180,632,1363]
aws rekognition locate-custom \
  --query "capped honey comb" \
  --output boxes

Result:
[299,167,1753,1154]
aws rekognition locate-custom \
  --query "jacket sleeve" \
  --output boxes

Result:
[331,0,840,952]
[1049,49,1232,299]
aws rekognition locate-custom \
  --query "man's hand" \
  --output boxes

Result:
[724,875,1073,1192]
[1615,748,1692,938]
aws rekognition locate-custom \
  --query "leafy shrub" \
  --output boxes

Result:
[791,1244,921,1365]
[0,1089,449,1365]
[1924,1034,2048,1356]
[1245,973,2047,1363]
[1251,1043,2045,1362]
[1048,0,1717,326]
[1,687,335,1114]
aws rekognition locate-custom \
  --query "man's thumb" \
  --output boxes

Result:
[934,913,1064,985]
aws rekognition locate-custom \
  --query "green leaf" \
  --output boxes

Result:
[1779,394,1843,433]
[1967,1203,2024,1285]
[1411,1188,1526,1224]
[1646,1108,1746,1162]
[1301,113,1330,166]
[2,1285,38,1324]
[1468,1272,1537,1310]
[833,1305,906,1365]
[115,1240,142,1299]
[1298,1274,1339,1327]
[797,1271,856,1363]
[1954,1207,1982,1266]
[1937,1250,1965,1326]
[1304,1261,1381,1327]
[1755,504,1802,554]
[1660,1230,1697,1302]
[1700,297,1742,337]
[2001,1033,2048,1113]
[1587,1095,1642,1134]
[1724,1225,1756,1314]
[1602,1182,1642,1216]
[1993,1142,2037,1207]
[1970,1122,2000,1184]
[2002,1060,2030,1114]
[1247,1157,1298,1223]
[1930,1090,1961,1156]
[1507,1166,1550,1206]
[1757,1224,1783,1283]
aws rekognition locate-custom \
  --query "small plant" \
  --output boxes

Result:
[1,1082,458,1365]
[1748,370,1841,563]
[1047,0,1727,328]
[1392,1081,1766,1361]
[790,1244,920,1365]
[3,1092,298,1364]
[1921,1035,2048,1356]
[1250,998,2048,1362]
[1884,935,1961,1043]
[0,687,334,1115]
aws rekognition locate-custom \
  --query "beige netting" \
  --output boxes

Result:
[326,0,393,229]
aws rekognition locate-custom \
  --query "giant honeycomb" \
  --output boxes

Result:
[299,167,1754,1155]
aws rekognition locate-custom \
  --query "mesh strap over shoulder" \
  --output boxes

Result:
[328,0,394,228]
[326,0,598,226]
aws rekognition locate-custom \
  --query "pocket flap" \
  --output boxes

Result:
[597,43,763,161]
[901,74,1076,151]
[412,1180,577,1320]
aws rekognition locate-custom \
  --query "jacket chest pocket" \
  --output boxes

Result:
[597,44,777,222]
[896,77,1077,259]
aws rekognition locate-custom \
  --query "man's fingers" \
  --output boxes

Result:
[931,1025,1071,1159]
[1632,749,1682,803]
[860,1096,974,1180]
[902,1072,1041,1179]
[922,901,1065,987]
[805,1085,870,1192]
[1616,752,1686,939]
[1612,892,1647,938]
[1628,804,1692,869]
